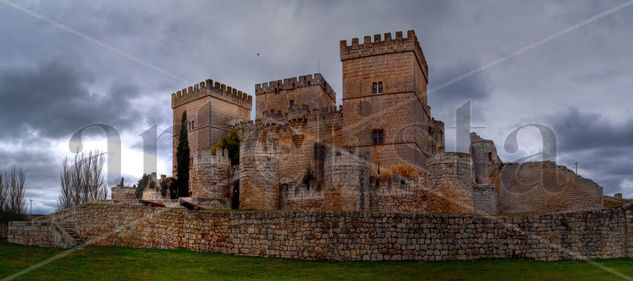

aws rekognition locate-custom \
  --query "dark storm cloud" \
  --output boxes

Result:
[0,60,144,139]
[544,107,633,194]
[0,145,61,214]
[428,61,494,115]
[0,0,632,213]
[546,107,633,152]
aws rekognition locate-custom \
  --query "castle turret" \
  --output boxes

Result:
[238,125,280,210]
[190,149,231,200]
[469,132,502,185]
[427,152,475,214]
[323,148,370,211]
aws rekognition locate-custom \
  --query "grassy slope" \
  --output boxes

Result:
[1,241,632,281]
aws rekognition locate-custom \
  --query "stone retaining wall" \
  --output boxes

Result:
[24,202,632,261]
[7,221,75,248]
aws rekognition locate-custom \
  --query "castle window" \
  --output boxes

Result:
[378,82,383,93]
[289,99,295,107]
[191,121,195,130]
[488,152,493,161]
[372,129,384,145]
[372,82,377,94]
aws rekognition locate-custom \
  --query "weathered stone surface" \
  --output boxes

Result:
[473,184,497,214]
[7,221,76,248]
[12,202,628,261]
[111,187,136,201]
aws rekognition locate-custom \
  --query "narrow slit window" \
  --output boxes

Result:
[378,82,383,93]
[372,82,377,94]
[372,129,385,145]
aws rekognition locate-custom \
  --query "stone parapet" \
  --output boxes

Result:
[255,73,336,101]
[340,30,428,82]
[171,79,252,110]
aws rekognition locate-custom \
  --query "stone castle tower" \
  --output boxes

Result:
[171,80,252,177]
[339,30,445,169]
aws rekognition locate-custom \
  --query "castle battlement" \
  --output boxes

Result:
[233,105,342,132]
[340,30,428,81]
[171,79,253,110]
[193,148,230,164]
[255,73,336,101]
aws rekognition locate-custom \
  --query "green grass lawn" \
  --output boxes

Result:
[1,241,633,281]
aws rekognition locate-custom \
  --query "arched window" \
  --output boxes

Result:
[289,99,295,107]
[378,82,383,93]
[372,82,377,94]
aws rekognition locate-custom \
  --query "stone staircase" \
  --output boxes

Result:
[32,209,85,247]
[58,222,85,246]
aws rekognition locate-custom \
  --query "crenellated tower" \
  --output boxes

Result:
[171,79,252,178]
[255,73,336,118]
[340,30,443,170]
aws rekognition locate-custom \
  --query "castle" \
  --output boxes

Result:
[10,30,633,263]
[169,30,606,215]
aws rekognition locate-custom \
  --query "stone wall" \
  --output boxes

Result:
[27,202,632,261]
[626,203,633,257]
[7,221,75,248]
[499,162,604,214]
[111,187,136,201]
[473,184,497,214]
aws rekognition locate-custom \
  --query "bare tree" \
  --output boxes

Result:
[58,151,108,210]
[0,173,6,216]
[0,168,26,222]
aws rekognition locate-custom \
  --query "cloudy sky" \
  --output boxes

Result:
[1,0,632,213]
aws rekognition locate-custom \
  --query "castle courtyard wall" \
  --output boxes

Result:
[499,162,604,214]
[27,202,633,261]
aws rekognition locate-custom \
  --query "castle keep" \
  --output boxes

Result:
[170,30,605,215]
